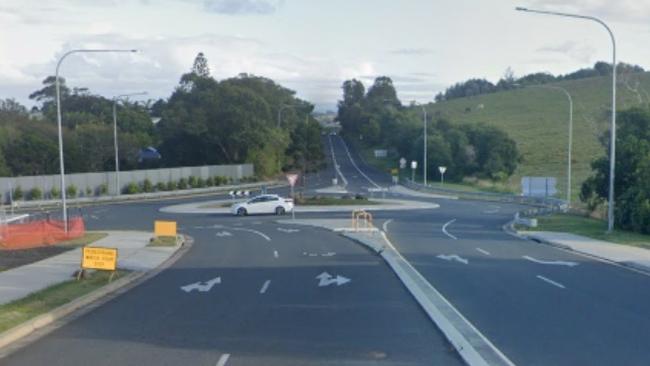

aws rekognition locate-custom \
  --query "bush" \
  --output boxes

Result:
[142,178,154,193]
[354,193,367,200]
[166,181,177,191]
[50,187,61,199]
[85,187,93,196]
[124,182,140,195]
[28,187,42,200]
[178,178,188,190]
[156,182,166,191]
[13,186,23,200]
[188,176,198,188]
[197,177,205,188]
[66,185,77,198]
[99,183,108,196]
[205,177,215,187]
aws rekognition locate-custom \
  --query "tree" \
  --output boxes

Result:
[192,52,211,78]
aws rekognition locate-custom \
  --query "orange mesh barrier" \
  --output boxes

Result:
[0,217,85,250]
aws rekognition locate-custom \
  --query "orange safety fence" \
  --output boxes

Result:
[0,217,85,250]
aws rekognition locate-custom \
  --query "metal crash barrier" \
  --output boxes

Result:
[351,209,373,232]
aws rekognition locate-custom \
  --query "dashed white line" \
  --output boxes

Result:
[259,280,271,294]
[442,219,458,240]
[382,219,393,233]
[231,228,271,241]
[328,134,348,187]
[273,250,279,258]
[476,248,491,256]
[536,275,566,289]
[338,136,381,189]
[216,353,230,366]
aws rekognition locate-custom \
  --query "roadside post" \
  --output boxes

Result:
[439,166,447,186]
[399,157,406,183]
[286,173,299,220]
[410,161,418,182]
[80,246,118,282]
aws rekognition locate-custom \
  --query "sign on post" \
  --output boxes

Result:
[155,220,177,237]
[438,166,447,185]
[399,157,406,169]
[286,173,299,187]
[286,173,299,221]
[82,247,118,271]
[410,161,417,182]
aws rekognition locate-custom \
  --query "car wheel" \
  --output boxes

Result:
[275,206,285,215]
[237,208,247,216]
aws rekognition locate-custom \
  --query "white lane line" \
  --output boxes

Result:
[536,275,566,289]
[382,219,393,233]
[216,354,230,366]
[476,248,491,256]
[523,255,578,267]
[259,280,271,294]
[442,219,458,240]
[231,227,271,241]
[338,136,381,189]
[328,134,348,187]
[273,250,279,258]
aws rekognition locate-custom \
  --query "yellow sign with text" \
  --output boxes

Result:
[82,246,118,271]
[154,220,177,237]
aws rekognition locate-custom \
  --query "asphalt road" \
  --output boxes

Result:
[5,133,650,365]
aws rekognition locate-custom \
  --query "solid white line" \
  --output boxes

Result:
[536,275,566,289]
[382,219,393,233]
[328,134,348,187]
[273,250,279,258]
[337,136,381,189]
[476,248,491,256]
[259,280,271,294]
[442,219,458,240]
[216,353,230,366]
[231,227,271,241]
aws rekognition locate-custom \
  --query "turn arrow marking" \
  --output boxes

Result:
[436,254,469,265]
[216,231,232,237]
[277,227,300,233]
[180,277,221,293]
[523,255,578,267]
[316,272,351,287]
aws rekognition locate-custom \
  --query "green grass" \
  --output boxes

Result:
[58,232,108,247]
[420,72,650,202]
[148,236,178,247]
[526,213,650,249]
[295,197,379,206]
[0,270,127,333]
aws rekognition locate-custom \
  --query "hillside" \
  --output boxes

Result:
[421,71,650,201]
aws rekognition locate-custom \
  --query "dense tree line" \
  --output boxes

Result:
[0,52,323,178]
[337,77,520,182]
[435,62,645,102]
[581,107,650,233]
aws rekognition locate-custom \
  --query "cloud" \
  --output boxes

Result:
[528,0,650,23]
[390,48,434,56]
[202,0,282,15]
[537,41,597,63]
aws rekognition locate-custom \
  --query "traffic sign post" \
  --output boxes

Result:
[410,161,418,182]
[438,166,447,186]
[286,173,299,220]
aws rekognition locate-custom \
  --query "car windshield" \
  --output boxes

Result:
[1,2,649,366]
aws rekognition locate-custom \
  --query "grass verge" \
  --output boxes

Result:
[523,213,650,249]
[148,236,178,247]
[0,270,128,333]
[58,232,108,247]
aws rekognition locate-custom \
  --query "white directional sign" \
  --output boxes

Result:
[286,173,299,187]
[180,277,221,293]
[277,227,300,233]
[399,157,407,169]
[438,166,447,174]
[522,256,578,267]
[436,254,469,265]
[316,272,351,287]
[216,231,232,237]
[411,161,418,170]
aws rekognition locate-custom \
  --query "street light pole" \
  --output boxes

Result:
[112,92,147,196]
[410,102,428,185]
[55,49,137,232]
[521,85,573,205]
[516,6,617,232]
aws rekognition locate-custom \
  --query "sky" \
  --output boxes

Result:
[1,0,649,112]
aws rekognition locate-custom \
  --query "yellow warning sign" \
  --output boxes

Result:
[154,220,177,237]
[82,246,118,271]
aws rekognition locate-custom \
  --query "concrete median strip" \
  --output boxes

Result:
[0,234,190,355]
[283,219,514,366]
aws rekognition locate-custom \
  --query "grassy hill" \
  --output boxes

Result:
[420,72,650,201]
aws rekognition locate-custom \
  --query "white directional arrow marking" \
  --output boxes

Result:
[436,254,469,265]
[180,277,221,293]
[316,272,351,287]
[216,231,232,237]
[277,227,300,233]
[523,255,578,267]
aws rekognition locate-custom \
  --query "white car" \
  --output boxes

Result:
[230,194,294,216]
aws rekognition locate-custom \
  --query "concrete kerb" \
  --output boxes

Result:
[285,219,514,366]
[0,234,192,356]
